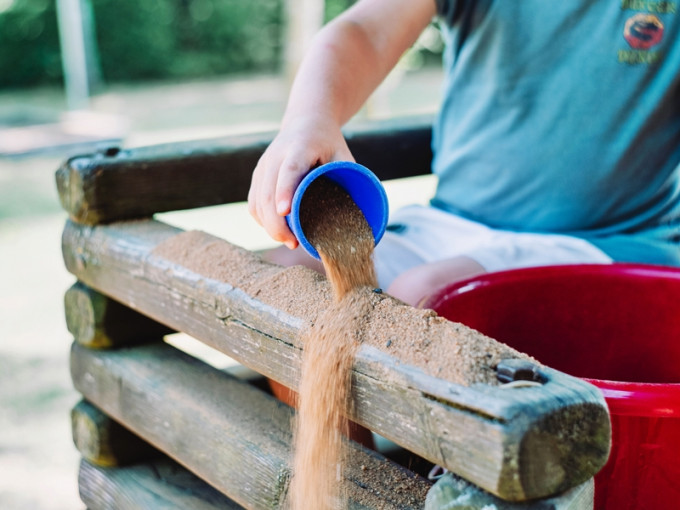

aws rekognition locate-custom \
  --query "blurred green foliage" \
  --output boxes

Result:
[0,0,438,91]
[0,0,63,89]
[0,0,292,89]
[325,0,355,22]
[92,0,283,83]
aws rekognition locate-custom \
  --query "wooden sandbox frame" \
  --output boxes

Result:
[58,116,610,509]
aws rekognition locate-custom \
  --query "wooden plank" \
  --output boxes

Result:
[72,342,592,510]
[55,116,433,225]
[61,219,611,502]
[65,281,174,348]
[78,461,593,510]
[424,474,593,510]
[72,400,160,467]
[77,450,594,510]
[78,458,244,510]
[71,341,431,509]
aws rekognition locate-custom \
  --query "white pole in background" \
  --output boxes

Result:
[56,0,90,110]
[284,0,325,88]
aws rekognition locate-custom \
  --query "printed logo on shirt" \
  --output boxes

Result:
[618,1,676,64]
[624,13,665,48]
[620,0,676,13]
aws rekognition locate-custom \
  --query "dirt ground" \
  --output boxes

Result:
[0,69,441,509]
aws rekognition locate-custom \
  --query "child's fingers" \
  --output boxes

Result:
[275,155,312,217]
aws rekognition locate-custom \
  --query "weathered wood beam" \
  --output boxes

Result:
[55,116,433,225]
[425,475,594,510]
[71,400,159,467]
[62,219,611,501]
[65,282,173,348]
[77,441,594,510]
[78,458,244,510]
[71,341,431,509]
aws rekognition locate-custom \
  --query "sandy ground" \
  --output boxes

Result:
[0,69,441,509]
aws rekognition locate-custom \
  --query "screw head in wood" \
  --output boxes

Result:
[101,146,121,157]
[496,359,544,384]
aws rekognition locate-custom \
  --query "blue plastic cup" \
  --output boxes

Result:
[286,161,389,260]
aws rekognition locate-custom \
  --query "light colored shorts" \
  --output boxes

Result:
[374,205,612,289]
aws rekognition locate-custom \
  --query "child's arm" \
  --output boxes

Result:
[248,0,437,249]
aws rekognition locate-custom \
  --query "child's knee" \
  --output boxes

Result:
[387,257,486,307]
[387,267,435,307]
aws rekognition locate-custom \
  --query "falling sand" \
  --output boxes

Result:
[290,177,377,510]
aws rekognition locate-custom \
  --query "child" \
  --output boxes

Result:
[248,0,680,306]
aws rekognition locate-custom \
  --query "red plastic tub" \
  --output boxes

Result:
[422,264,680,509]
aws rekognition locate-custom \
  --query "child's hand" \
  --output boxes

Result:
[248,117,353,250]
[247,0,435,249]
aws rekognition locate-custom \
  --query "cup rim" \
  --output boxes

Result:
[288,161,389,260]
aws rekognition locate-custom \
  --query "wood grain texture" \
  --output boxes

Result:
[62,219,611,501]
[77,445,594,510]
[71,341,431,510]
[78,458,244,510]
[65,282,174,348]
[424,473,593,510]
[55,116,433,225]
